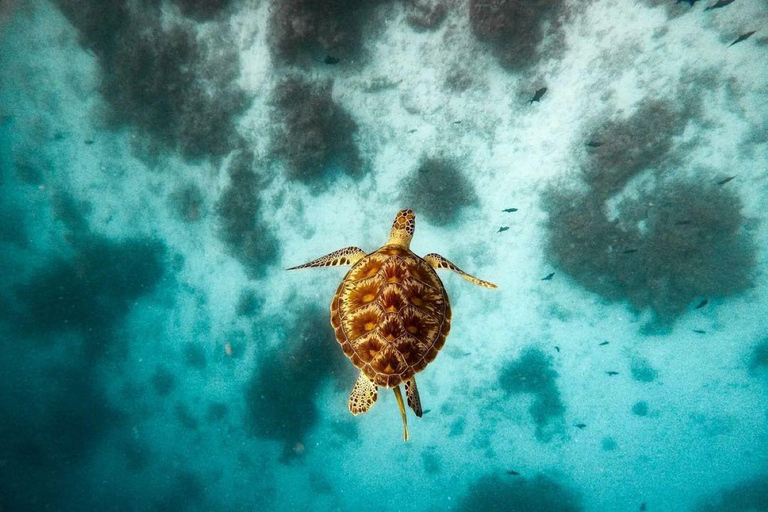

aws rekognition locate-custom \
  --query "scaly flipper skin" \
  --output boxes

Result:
[423,253,498,289]
[287,247,367,270]
[349,371,378,415]
[405,377,422,418]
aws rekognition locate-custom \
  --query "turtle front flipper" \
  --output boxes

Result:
[349,372,378,415]
[287,247,366,270]
[424,253,498,289]
[405,377,423,418]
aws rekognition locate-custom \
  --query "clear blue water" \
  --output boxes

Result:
[1,1,767,511]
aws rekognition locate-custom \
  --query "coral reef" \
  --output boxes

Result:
[216,151,280,277]
[499,347,565,442]
[468,0,567,70]
[272,76,363,183]
[455,474,582,512]
[53,0,248,161]
[399,157,478,226]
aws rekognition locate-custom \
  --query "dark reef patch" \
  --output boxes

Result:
[455,473,583,512]
[582,101,687,198]
[631,358,658,383]
[268,0,385,66]
[499,347,565,442]
[271,76,363,184]
[151,366,177,396]
[468,0,568,71]
[0,360,121,511]
[244,306,355,457]
[750,339,768,373]
[183,342,207,369]
[171,0,232,21]
[53,0,248,161]
[406,0,447,31]
[696,474,768,512]
[13,237,166,359]
[542,100,756,329]
[399,157,479,227]
[170,184,205,223]
[632,401,649,416]
[216,151,279,277]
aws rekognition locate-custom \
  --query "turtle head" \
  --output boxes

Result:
[387,209,415,248]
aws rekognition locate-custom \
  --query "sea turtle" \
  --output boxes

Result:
[288,209,497,440]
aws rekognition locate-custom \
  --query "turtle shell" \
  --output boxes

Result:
[330,245,452,388]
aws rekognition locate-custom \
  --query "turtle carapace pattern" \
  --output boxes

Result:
[288,209,498,441]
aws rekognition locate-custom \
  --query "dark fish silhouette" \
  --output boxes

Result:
[705,0,735,10]
[555,346,561,352]
[717,176,736,185]
[498,226,509,233]
[453,120,462,125]
[324,55,340,64]
[599,341,610,346]
[586,141,603,148]
[695,299,708,309]
[85,139,95,145]
[606,371,619,376]
[575,423,587,429]
[541,272,555,281]
[677,0,699,5]
[506,470,521,476]
[675,220,692,225]
[529,87,547,104]
[623,248,638,254]
[422,409,432,415]
[729,31,757,47]
[407,129,417,134]
[693,329,706,334]
[640,503,647,511]
[502,208,518,213]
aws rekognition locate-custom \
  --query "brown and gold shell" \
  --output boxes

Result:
[330,245,451,388]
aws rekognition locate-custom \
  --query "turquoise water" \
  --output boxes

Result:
[1,1,767,510]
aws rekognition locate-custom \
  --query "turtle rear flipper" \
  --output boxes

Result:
[405,377,422,418]
[349,372,378,415]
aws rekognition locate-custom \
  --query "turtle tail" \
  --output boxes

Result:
[393,385,409,442]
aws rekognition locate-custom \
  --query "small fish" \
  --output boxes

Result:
[502,208,518,213]
[606,371,619,376]
[640,503,647,511]
[407,129,417,134]
[717,176,736,185]
[693,329,706,334]
[84,139,95,145]
[623,248,638,254]
[729,31,757,47]
[506,470,521,476]
[53,133,65,141]
[498,226,509,233]
[422,409,432,415]
[554,346,561,353]
[324,55,340,65]
[224,343,233,356]
[586,141,603,148]
[695,299,708,309]
[599,341,610,346]
[675,220,692,226]
[677,0,699,5]
[705,0,735,10]
[453,120,462,125]
[541,272,555,281]
[529,87,547,105]
[575,423,587,429]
